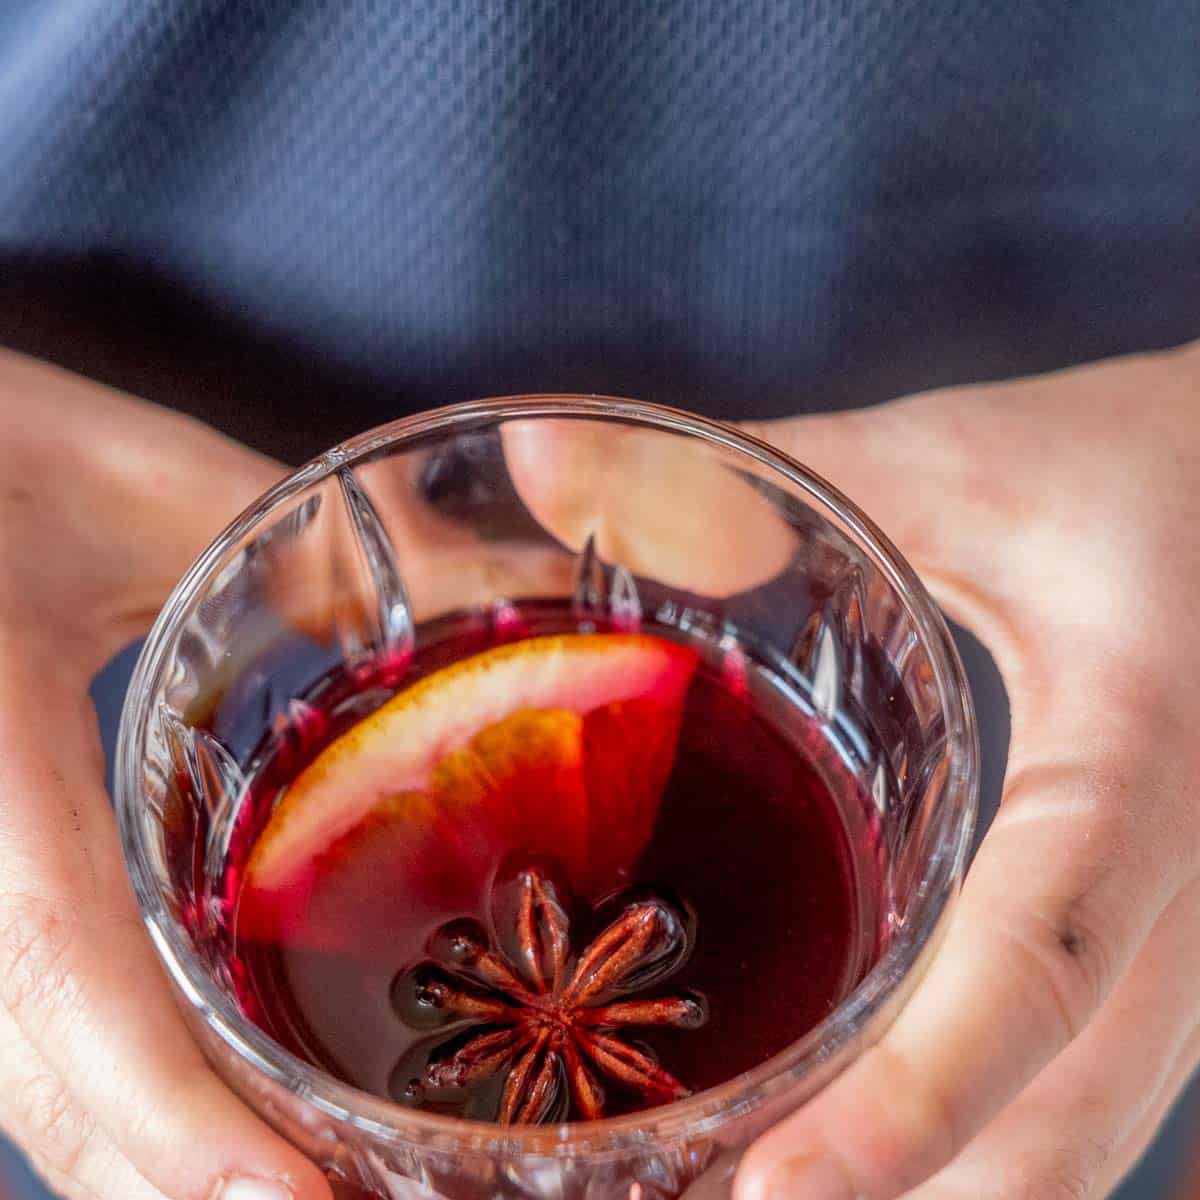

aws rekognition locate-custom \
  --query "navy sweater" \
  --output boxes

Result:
[0,0,1197,459]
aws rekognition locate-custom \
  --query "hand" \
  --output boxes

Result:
[7,341,1196,1200]
[733,340,1200,1199]
[0,349,329,1200]
[0,350,585,1200]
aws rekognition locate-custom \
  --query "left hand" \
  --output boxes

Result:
[733,340,1200,1199]
[506,339,1200,1200]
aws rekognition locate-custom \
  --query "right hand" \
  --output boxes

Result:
[0,350,586,1200]
[0,348,331,1200]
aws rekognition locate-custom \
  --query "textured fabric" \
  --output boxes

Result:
[0,0,1198,461]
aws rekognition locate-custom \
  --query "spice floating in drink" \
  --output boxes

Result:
[396,862,706,1123]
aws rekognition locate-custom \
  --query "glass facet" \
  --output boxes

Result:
[117,397,978,1200]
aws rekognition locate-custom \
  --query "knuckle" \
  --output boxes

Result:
[1002,900,1113,1044]
[854,1041,961,1190]
[120,1079,169,1148]
[121,1050,211,1151]
[1012,1153,1107,1200]
[1014,1178,1090,1200]
[26,1147,105,1200]
[0,893,85,1029]
[1047,894,1115,1021]
[14,1069,92,1183]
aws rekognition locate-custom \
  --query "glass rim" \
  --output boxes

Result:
[116,395,980,1158]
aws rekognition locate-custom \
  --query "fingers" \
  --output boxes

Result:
[364,447,578,624]
[1114,1034,1200,1200]
[0,1003,167,1200]
[0,664,331,1200]
[735,736,1193,1200]
[0,890,329,1200]
[0,348,284,676]
[1068,1029,1200,1200]
[28,1139,166,1200]
[735,387,1199,1200]
[897,1030,1200,1200]
[502,419,798,597]
[901,877,1200,1199]
[729,374,1200,1200]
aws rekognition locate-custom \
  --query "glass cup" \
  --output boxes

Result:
[117,397,978,1200]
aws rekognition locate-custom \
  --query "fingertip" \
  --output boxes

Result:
[109,1051,335,1200]
[290,1152,337,1200]
[280,1153,337,1200]
[502,417,796,597]
[208,1154,334,1200]
[731,1159,769,1200]
[213,1178,298,1200]
[734,1137,791,1200]
[212,1119,335,1200]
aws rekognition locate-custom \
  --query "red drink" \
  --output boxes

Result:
[203,607,880,1125]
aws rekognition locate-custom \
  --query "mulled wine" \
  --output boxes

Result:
[210,609,881,1125]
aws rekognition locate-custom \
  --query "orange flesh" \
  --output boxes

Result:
[238,634,698,945]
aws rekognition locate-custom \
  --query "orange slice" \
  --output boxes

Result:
[238,634,697,944]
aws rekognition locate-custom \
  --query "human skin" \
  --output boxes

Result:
[735,340,1200,1200]
[1,341,1198,1200]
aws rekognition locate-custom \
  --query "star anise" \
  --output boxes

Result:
[394,864,707,1124]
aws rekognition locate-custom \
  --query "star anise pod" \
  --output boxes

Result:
[394,864,707,1123]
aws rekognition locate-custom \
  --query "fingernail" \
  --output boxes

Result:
[766,1155,857,1200]
[215,1178,295,1200]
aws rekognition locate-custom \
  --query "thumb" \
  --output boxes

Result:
[501,416,798,598]
[500,395,1003,618]
[0,641,332,1200]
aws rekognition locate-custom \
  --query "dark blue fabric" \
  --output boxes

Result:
[1,0,1198,462]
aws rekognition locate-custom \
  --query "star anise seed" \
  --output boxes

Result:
[396,864,706,1123]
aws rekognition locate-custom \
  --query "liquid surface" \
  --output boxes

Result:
[223,621,872,1121]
